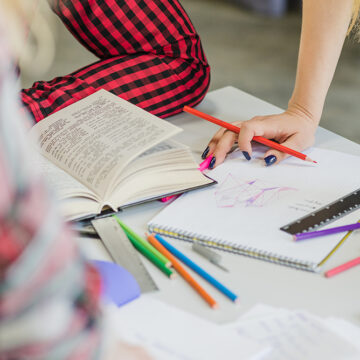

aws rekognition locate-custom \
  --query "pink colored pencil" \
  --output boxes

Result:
[198,154,213,171]
[325,257,360,278]
[159,195,178,202]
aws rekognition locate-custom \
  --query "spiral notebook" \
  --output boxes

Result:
[148,147,360,272]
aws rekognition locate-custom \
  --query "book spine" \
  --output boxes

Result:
[147,223,318,272]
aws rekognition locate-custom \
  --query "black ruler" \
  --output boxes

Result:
[281,188,360,235]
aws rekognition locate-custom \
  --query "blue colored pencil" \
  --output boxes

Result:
[154,234,239,303]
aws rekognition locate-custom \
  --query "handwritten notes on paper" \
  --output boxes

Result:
[225,304,360,360]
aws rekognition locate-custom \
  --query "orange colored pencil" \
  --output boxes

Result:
[146,233,218,309]
[183,105,317,163]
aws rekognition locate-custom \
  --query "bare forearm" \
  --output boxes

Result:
[289,0,353,123]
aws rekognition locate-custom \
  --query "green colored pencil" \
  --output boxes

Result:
[113,216,173,272]
[125,231,175,278]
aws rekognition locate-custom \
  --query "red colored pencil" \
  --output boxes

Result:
[183,106,317,163]
[325,256,360,278]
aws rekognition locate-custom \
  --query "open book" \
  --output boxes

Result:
[29,90,214,221]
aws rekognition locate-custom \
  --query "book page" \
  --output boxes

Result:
[105,140,213,207]
[34,154,97,200]
[33,155,102,219]
[148,147,360,268]
[106,140,190,193]
[29,90,181,197]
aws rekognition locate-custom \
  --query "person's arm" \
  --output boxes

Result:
[205,0,354,168]
[289,0,353,124]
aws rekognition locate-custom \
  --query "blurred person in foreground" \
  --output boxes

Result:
[203,0,360,169]
[0,1,150,359]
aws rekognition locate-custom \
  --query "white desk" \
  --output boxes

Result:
[78,86,360,326]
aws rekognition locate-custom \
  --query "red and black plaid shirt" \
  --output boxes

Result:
[22,0,210,122]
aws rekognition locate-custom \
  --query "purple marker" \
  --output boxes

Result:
[293,222,360,241]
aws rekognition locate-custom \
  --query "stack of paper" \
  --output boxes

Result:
[104,297,270,360]
[104,297,360,360]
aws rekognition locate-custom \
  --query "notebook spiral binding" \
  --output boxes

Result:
[148,223,317,272]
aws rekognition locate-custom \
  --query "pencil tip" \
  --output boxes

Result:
[305,156,317,164]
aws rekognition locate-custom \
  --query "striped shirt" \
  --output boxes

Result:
[0,22,102,360]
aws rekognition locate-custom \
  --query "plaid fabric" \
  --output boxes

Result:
[22,0,210,122]
[0,35,102,360]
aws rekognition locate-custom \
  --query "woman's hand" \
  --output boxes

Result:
[201,0,355,169]
[202,106,319,168]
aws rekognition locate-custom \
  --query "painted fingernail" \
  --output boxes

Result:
[242,151,251,161]
[209,156,216,169]
[264,155,277,166]
[202,146,210,159]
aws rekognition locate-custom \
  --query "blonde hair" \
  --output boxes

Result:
[349,0,360,35]
[0,0,55,74]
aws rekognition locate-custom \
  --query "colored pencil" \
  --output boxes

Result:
[325,256,360,278]
[159,195,178,202]
[198,154,213,171]
[154,234,239,303]
[293,222,360,241]
[147,233,218,309]
[183,106,317,163]
[160,155,213,202]
[113,216,172,269]
[128,231,175,278]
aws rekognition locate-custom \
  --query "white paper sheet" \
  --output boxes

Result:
[325,317,360,352]
[104,297,270,360]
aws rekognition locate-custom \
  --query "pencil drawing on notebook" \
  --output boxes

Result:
[148,148,360,271]
[215,175,296,208]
